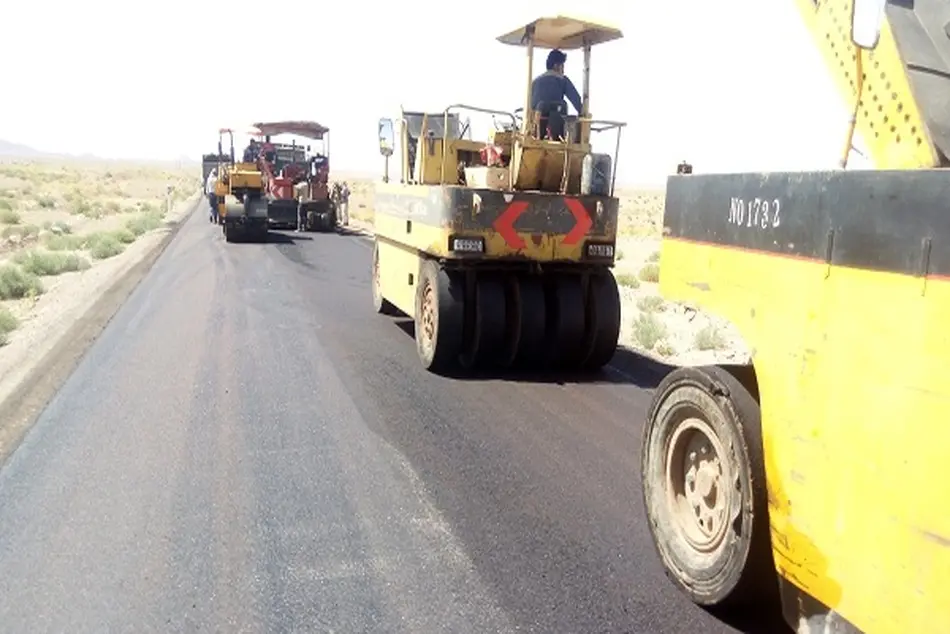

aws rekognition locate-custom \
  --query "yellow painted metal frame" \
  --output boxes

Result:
[793,0,939,168]
[653,2,950,630]
[372,181,609,262]
[658,237,950,632]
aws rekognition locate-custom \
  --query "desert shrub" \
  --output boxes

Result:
[695,325,727,351]
[637,295,665,312]
[0,307,18,346]
[0,208,20,224]
[615,272,640,289]
[633,312,667,350]
[13,250,90,276]
[88,233,125,260]
[0,265,44,300]
[638,263,660,283]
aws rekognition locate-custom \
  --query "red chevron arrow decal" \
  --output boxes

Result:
[563,198,592,245]
[493,200,529,249]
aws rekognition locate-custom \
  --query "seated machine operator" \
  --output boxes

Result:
[243,139,259,163]
[530,49,582,141]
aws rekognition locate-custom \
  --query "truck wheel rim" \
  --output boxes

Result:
[664,416,730,554]
[420,281,436,351]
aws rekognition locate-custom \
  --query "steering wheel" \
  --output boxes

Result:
[513,107,524,128]
[493,108,524,132]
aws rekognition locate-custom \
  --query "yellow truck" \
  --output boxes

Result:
[640,1,950,632]
[373,16,627,374]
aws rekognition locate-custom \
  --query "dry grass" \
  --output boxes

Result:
[0,158,199,344]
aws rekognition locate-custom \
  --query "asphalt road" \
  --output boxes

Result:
[0,209,785,633]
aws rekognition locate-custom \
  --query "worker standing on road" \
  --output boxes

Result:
[296,199,307,233]
[339,182,350,226]
[530,49,583,140]
[205,168,218,224]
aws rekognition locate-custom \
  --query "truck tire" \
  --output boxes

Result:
[372,241,398,315]
[640,365,774,608]
[414,259,464,373]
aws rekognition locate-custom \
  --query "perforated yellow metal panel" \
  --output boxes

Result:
[794,0,940,169]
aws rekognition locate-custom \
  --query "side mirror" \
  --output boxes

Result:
[852,0,886,50]
[378,118,395,157]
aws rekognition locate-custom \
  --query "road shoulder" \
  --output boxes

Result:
[0,193,200,465]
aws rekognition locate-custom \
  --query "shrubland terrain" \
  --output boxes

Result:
[0,157,199,404]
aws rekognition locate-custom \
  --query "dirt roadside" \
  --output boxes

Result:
[0,158,201,464]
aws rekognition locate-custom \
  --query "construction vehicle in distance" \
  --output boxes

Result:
[640,1,949,633]
[213,128,269,243]
[373,16,627,374]
[251,120,336,232]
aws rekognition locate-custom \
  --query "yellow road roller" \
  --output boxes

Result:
[214,127,269,243]
[372,15,628,374]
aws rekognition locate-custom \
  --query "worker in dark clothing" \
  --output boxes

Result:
[530,49,583,141]
[243,140,259,163]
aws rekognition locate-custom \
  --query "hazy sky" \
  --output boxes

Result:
[1,0,869,186]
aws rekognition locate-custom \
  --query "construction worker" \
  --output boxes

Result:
[242,139,259,163]
[339,182,350,226]
[205,168,218,223]
[530,49,582,140]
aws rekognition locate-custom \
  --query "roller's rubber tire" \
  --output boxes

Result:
[414,260,464,373]
[542,274,586,369]
[372,241,399,315]
[459,275,507,370]
[581,270,622,371]
[509,276,546,369]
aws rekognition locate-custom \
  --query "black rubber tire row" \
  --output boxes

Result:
[374,246,622,375]
[223,221,268,243]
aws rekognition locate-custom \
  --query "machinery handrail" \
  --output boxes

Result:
[433,105,626,197]
[439,104,519,183]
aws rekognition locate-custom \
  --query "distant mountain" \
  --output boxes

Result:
[0,139,47,158]
[0,140,199,166]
